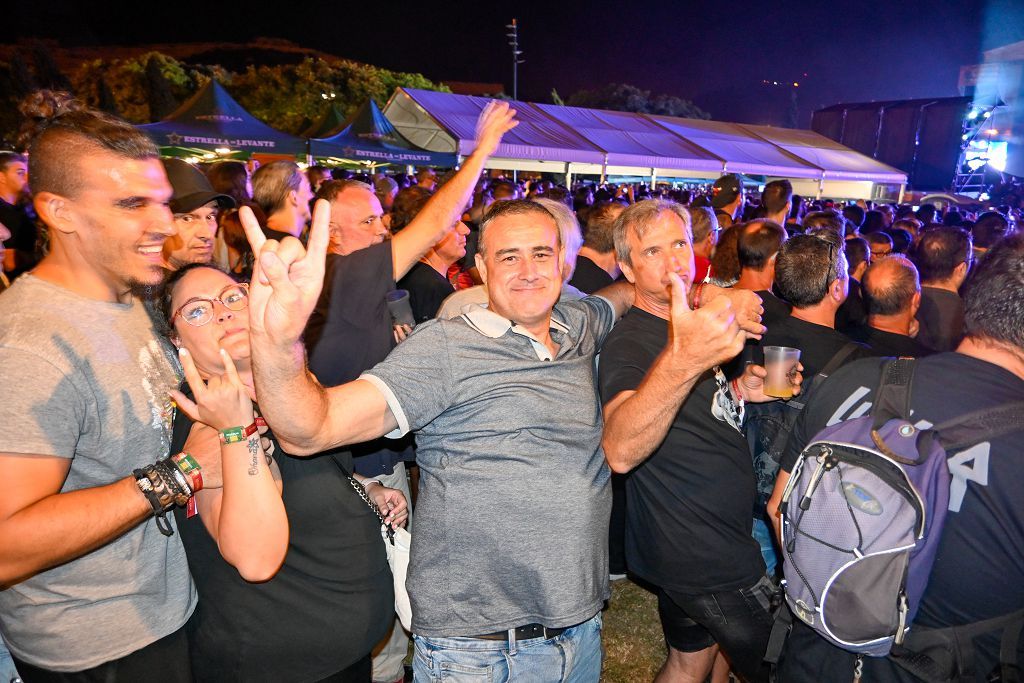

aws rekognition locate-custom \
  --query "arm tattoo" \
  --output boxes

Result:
[247,435,260,476]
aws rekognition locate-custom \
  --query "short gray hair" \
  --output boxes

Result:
[479,200,560,258]
[686,205,718,244]
[532,197,582,277]
[614,199,692,266]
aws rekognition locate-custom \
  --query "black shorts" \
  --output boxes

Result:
[657,575,777,683]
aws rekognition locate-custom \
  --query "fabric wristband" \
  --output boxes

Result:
[171,451,203,493]
[220,421,259,444]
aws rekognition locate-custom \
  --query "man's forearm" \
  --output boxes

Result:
[0,477,151,587]
[249,339,333,455]
[602,349,703,472]
[593,281,635,318]
[393,150,488,279]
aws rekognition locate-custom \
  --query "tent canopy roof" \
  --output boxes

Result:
[386,88,605,164]
[138,80,307,156]
[310,100,457,167]
[384,88,906,185]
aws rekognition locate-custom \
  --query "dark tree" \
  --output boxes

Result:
[10,53,37,97]
[30,41,72,92]
[567,83,710,119]
[146,55,179,120]
[97,77,121,117]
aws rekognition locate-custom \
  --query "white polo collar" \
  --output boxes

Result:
[460,303,570,361]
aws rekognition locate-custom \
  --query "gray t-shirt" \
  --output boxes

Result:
[0,275,196,671]
[362,297,615,637]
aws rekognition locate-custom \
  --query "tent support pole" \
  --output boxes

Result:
[897,183,906,204]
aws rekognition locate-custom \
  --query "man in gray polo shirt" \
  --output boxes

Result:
[243,190,626,680]
[242,184,763,680]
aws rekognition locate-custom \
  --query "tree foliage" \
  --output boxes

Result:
[566,83,710,120]
[0,51,449,144]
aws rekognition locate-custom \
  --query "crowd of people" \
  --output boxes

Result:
[0,90,1021,683]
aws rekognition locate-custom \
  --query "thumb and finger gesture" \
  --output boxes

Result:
[169,347,253,432]
[240,201,330,347]
[668,273,745,370]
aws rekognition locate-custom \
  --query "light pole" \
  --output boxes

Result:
[506,19,524,102]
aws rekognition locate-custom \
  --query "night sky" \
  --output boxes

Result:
[9,0,1024,127]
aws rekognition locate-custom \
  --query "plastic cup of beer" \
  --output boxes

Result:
[763,346,801,399]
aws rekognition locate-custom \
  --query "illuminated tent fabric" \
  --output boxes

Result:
[309,100,457,167]
[383,88,906,186]
[138,80,307,156]
[646,116,824,178]
[740,125,908,183]
[302,102,349,138]
[533,103,723,173]
[384,88,605,164]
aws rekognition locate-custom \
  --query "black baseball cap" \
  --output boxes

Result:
[711,173,743,209]
[162,159,236,214]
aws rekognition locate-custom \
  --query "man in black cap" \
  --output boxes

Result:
[161,159,235,271]
[711,173,744,228]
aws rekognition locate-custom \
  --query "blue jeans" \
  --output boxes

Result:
[413,614,602,682]
[752,517,779,576]
[0,636,21,683]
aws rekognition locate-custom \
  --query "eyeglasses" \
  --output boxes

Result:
[171,283,249,327]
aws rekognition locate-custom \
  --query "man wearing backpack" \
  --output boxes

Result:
[766,234,1024,682]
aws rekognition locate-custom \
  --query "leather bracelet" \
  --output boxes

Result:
[220,421,259,444]
[153,460,192,507]
[133,468,175,537]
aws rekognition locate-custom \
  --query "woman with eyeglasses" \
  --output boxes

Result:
[161,263,408,683]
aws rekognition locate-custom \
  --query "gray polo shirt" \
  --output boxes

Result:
[361,296,615,637]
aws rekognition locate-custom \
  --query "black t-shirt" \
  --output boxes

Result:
[0,198,38,278]
[755,289,792,329]
[599,306,765,595]
[757,314,874,377]
[835,277,867,335]
[916,286,964,352]
[848,325,934,358]
[169,397,393,682]
[777,353,1024,682]
[397,261,453,323]
[305,241,414,476]
[568,255,614,295]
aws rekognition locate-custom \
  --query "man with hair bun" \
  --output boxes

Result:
[0,92,211,680]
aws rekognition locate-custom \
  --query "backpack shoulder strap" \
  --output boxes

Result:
[870,357,916,431]
[932,401,1024,452]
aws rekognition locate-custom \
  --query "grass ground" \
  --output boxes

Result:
[601,579,665,682]
[402,578,666,681]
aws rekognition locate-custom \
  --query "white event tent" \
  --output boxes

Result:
[383,88,907,200]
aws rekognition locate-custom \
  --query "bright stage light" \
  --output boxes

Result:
[988,141,1008,171]
[968,109,979,120]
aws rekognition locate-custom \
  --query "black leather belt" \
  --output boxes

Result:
[473,623,570,641]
